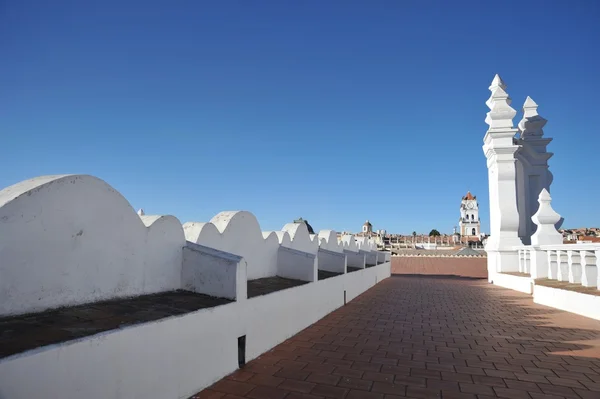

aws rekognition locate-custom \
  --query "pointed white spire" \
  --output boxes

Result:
[485,74,517,129]
[531,189,563,245]
[137,208,145,216]
[518,96,547,139]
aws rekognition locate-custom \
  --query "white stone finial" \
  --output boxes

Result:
[531,189,563,245]
[518,96,547,139]
[485,74,517,129]
[137,208,145,216]
[490,74,507,90]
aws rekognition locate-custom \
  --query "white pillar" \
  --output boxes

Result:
[515,97,556,244]
[483,75,522,280]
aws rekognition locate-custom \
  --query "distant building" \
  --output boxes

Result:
[362,220,373,234]
[459,191,481,239]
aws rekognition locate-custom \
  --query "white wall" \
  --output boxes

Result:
[318,230,344,252]
[317,248,346,273]
[181,242,247,300]
[492,272,533,294]
[184,211,280,280]
[0,175,185,317]
[0,262,392,399]
[534,284,600,321]
[277,246,317,282]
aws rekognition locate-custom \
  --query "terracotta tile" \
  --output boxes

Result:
[211,380,256,396]
[352,361,382,372]
[306,373,341,386]
[278,379,316,393]
[459,382,495,396]
[492,387,532,399]
[246,373,284,387]
[332,367,364,379]
[274,368,311,381]
[405,386,442,398]
[362,371,395,383]
[546,376,585,388]
[337,376,373,391]
[425,378,460,391]
[441,372,473,383]
[226,370,255,382]
[346,390,384,399]
[371,382,407,396]
[246,385,288,399]
[471,374,506,388]
[310,384,348,399]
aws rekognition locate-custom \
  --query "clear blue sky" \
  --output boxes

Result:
[1,0,599,234]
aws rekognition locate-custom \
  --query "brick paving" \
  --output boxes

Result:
[193,275,600,399]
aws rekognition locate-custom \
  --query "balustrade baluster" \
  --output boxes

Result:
[518,249,524,273]
[547,250,558,280]
[557,250,569,281]
[580,251,597,288]
[567,250,582,284]
[525,249,531,275]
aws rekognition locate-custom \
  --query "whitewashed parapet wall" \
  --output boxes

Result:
[317,230,347,274]
[0,174,382,317]
[0,175,186,317]
[0,173,390,399]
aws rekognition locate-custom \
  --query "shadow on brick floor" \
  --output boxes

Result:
[192,275,600,399]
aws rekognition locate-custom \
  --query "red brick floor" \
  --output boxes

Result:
[192,276,600,399]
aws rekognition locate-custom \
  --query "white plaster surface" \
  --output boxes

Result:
[282,223,319,255]
[533,284,600,321]
[318,230,344,252]
[277,246,317,282]
[0,262,392,399]
[0,175,185,317]
[182,242,247,300]
[184,211,280,280]
[317,248,346,273]
[493,272,533,294]
[345,250,366,269]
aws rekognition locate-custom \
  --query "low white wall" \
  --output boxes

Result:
[277,246,317,282]
[182,242,247,300]
[493,273,533,294]
[345,249,366,268]
[360,250,377,266]
[534,285,600,321]
[184,212,280,281]
[0,302,243,399]
[317,248,346,273]
[0,262,392,399]
[0,175,185,317]
[318,230,344,252]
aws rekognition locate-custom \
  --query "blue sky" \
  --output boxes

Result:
[1,0,599,234]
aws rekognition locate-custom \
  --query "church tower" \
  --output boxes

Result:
[459,192,481,238]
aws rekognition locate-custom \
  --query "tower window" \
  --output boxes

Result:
[472,228,476,235]
[471,214,474,220]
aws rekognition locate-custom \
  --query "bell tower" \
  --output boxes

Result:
[459,192,481,237]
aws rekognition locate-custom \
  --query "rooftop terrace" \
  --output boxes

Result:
[194,275,600,399]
